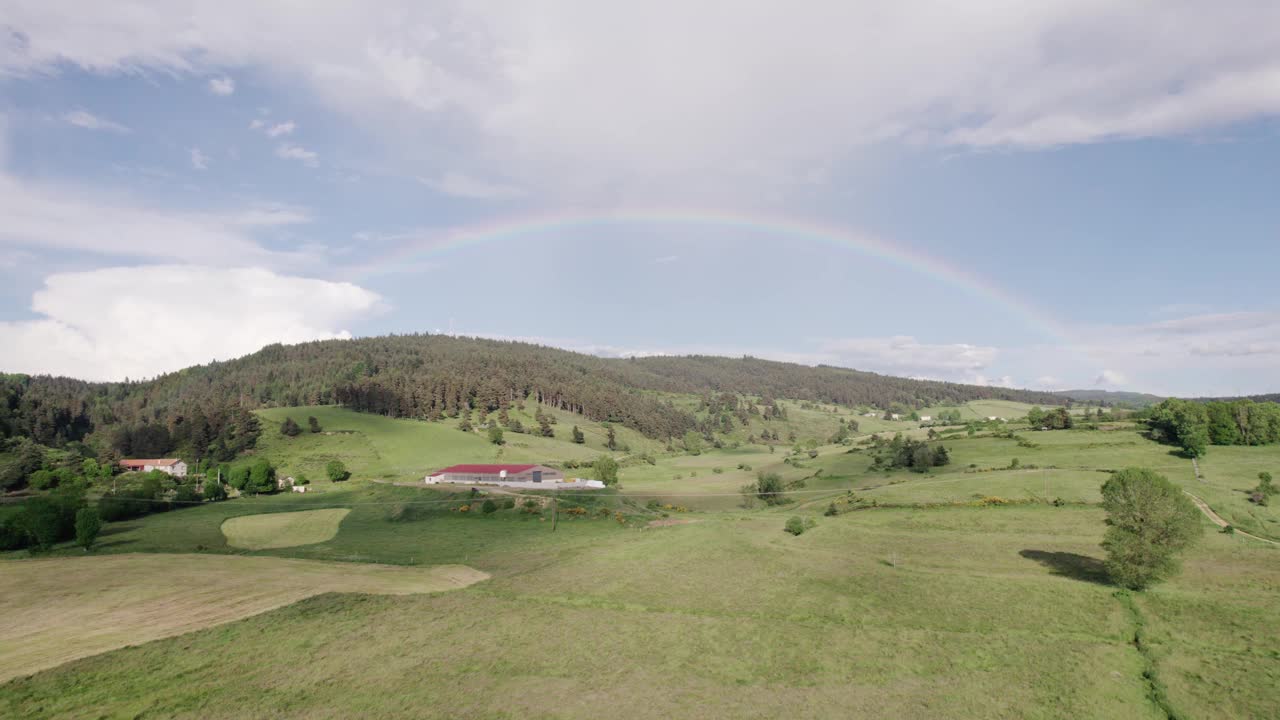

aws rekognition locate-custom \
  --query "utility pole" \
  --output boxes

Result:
[551,491,558,532]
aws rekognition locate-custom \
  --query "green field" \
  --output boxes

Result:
[2,401,1278,718]
[222,508,351,549]
[2,503,1275,719]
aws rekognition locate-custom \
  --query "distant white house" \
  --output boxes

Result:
[119,458,188,478]
[862,412,878,418]
[890,413,901,420]
[987,416,1006,422]
[919,415,932,422]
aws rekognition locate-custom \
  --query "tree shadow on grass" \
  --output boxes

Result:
[98,522,137,538]
[1019,550,1112,586]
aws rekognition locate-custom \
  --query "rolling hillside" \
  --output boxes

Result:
[1,335,1067,452]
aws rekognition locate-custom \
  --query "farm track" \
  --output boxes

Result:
[1182,491,1279,546]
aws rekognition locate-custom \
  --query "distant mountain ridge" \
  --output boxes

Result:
[4,334,1068,444]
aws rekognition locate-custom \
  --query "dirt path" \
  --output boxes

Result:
[1182,491,1279,546]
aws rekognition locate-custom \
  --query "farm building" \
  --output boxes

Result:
[424,464,605,490]
[119,458,188,478]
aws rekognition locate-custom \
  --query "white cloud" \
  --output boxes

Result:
[417,172,524,199]
[189,147,209,170]
[0,173,311,265]
[1094,370,1128,387]
[653,255,679,264]
[818,336,1000,383]
[0,266,383,381]
[275,143,319,167]
[62,110,129,133]
[7,3,1280,194]
[208,75,235,95]
[264,121,295,137]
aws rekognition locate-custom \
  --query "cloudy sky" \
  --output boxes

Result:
[1,1,1278,395]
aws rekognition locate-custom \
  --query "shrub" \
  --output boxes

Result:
[203,481,228,502]
[824,502,839,517]
[75,507,101,550]
[1221,524,1235,535]
[712,467,724,474]
[173,484,201,505]
[280,417,301,437]
[593,455,619,485]
[784,516,806,536]
[501,498,516,509]
[326,460,350,483]
[481,499,498,514]
[308,416,322,433]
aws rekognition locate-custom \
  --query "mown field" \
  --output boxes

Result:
[1,401,1278,719]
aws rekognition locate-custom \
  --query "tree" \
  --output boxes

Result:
[605,424,617,451]
[326,460,350,482]
[1100,468,1203,590]
[308,416,322,433]
[538,415,554,438]
[784,516,806,536]
[280,417,301,437]
[571,425,585,444]
[1027,407,1045,427]
[682,430,703,455]
[756,471,785,505]
[593,455,619,485]
[75,506,101,551]
[487,425,505,445]
[203,479,228,502]
[245,458,277,494]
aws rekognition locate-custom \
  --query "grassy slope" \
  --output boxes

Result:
[2,404,1278,718]
[3,504,1275,719]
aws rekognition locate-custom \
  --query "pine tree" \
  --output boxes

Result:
[571,425,585,444]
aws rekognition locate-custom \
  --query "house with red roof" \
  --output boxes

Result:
[425,463,563,486]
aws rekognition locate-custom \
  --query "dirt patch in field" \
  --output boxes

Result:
[647,518,700,528]
[0,554,488,682]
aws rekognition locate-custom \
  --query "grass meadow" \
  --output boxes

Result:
[2,401,1277,718]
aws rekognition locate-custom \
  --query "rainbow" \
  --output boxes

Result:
[351,207,1076,345]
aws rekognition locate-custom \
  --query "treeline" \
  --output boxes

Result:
[2,334,1065,449]
[1145,398,1280,457]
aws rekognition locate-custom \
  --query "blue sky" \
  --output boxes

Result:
[1,2,1278,395]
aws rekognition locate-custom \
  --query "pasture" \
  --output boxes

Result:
[2,503,1275,719]
[2,404,1278,718]
[0,554,487,683]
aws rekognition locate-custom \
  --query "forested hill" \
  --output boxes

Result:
[2,334,1064,447]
